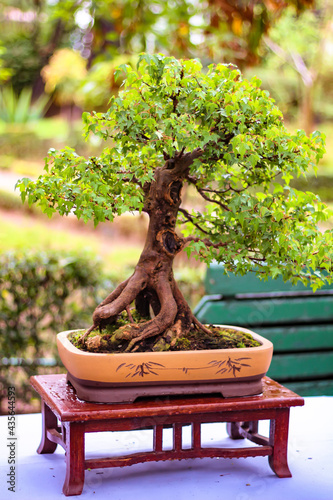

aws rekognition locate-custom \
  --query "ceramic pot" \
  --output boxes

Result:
[57,326,273,403]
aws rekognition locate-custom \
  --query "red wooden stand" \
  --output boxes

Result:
[30,374,304,496]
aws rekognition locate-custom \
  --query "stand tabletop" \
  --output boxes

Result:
[30,374,304,422]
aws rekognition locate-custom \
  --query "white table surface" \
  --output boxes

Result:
[0,396,332,500]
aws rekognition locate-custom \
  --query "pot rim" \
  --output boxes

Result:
[57,325,273,358]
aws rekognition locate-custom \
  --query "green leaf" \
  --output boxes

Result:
[13,53,332,291]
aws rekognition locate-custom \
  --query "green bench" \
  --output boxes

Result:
[194,264,333,396]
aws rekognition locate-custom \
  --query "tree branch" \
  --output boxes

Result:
[164,148,204,177]
[114,172,142,185]
[186,174,247,195]
[178,208,212,236]
[183,236,229,249]
[197,188,231,211]
[201,184,247,194]
[184,236,270,263]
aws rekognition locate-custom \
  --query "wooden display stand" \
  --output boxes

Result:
[30,374,304,496]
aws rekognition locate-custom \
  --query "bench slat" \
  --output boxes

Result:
[194,296,333,327]
[205,264,332,296]
[282,380,333,397]
[197,264,333,395]
[267,352,333,380]
[254,325,333,352]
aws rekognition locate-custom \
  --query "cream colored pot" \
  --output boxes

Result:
[57,326,273,403]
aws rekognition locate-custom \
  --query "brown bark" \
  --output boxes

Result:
[83,152,203,351]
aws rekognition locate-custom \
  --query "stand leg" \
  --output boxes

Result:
[246,421,259,434]
[268,409,292,478]
[191,422,201,450]
[37,401,58,454]
[154,425,163,452]
[226,422,244,439]
[63,422,85,496]
[227,421,258,440]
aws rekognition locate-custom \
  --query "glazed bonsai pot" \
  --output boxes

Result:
[57,326,273,403]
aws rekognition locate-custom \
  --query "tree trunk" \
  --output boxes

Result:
[80,155,201,351]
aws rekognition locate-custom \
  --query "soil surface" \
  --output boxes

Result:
[69,311,261,353]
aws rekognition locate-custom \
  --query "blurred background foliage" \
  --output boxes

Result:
[0,251,106,412]
[0,0,333,411]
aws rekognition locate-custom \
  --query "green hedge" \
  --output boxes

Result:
[0,250,109,413]
[0,250,205,412]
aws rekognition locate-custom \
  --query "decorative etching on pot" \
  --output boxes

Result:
[116,357,252,379]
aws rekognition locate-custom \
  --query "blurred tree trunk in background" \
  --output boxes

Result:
[263,0,333,133]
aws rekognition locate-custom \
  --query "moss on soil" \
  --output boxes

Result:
[69,310,261,353]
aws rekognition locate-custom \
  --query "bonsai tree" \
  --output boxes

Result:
[17,54,333,352]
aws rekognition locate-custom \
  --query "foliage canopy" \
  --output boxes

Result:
[17,54,333,290]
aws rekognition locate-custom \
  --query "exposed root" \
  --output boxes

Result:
[192,315,213,335]
[124,316,168,352]
[124,274,178,351]
[78,324,96,345]
[79,261,203,352]
[72,323,261,353]
[94,269,147,323]
[125,317,172,352]
[78,272,148,346]
[126,306,135,324]
[89,268,148,330]
[165,319,184,347]
[97,278,130,308]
